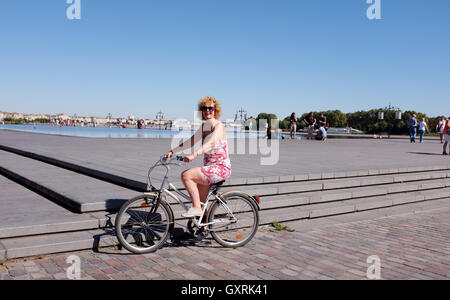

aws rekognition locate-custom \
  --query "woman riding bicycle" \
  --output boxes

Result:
[164,96,232,218]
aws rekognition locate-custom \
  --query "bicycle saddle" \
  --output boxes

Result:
[210,180,226,193]
[212,180,225,187]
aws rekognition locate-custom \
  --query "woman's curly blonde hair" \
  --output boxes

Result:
[198,96,222,120]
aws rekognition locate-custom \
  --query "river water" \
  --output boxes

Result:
[0,124,270,139]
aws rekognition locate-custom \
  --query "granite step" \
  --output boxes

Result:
[4,145,446,216]
[2,146,450,241]
[2,142,450,191]
[0,229,117,259]
[3,194,450,260]
[231,171,450,197]
[259,179,450,208]
[163,178,450,212]
[0,175,102,239]
[0,150,137,213]
[0,144,148,191]
[97,185,450,228]
[3,176,448,241]
[2,144,450,216]
[259,191,450,224]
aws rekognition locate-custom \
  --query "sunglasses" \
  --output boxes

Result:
[201,106,215,112]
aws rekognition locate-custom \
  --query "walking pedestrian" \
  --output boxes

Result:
[436,116,446,144]
[318,126,327,141]
[418,118,428,143]
[443,118,450,155]
[318,114,327,141]
[304,112,316,140]
[318,114,327,130]
[407,114,418,143]
[290,112,297,139]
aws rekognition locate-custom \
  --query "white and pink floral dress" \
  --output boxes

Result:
[201,138,232,185]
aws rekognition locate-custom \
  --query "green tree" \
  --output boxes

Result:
[256,113,278,130]
[3,117,25,125]
[280,116,292,130]
[428,116,445,134]
[316,110,347,128]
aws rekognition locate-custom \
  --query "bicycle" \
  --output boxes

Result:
[115,155,260,254]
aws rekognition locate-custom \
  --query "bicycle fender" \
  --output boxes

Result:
[218,191,261,211]
[160,196,175,225]
[143,192,175,226]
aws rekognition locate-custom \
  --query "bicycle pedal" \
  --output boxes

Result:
[194,232,208,242]
[194,236,205,242]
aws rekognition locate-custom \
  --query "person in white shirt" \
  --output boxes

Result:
[418,118,428,143]
[436,116,446,144]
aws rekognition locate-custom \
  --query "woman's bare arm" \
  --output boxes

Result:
[168,126,203,154]
[193,122,225,157]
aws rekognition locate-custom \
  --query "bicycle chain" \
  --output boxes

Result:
[173,219,208,239]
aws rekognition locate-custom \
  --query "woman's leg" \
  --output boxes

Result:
[181,168,210,211]
[198,184,210,204]
[444,142,448,155]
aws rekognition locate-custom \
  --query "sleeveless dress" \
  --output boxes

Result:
[200,138,232,185]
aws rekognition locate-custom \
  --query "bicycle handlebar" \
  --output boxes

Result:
[160,155,184,164]
[147,155,185,191]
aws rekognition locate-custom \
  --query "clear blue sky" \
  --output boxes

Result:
[0,0,449,120]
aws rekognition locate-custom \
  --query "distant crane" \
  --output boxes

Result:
[235,108,248,122]
[156,111,165,130]
[107,113,112,128]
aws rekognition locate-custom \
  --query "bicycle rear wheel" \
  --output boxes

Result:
[115,194,173,254]
[208,192,259,248]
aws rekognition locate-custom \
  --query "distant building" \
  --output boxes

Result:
[51,114,71,121]
[11,113,24,119]
[24,114,50,121]
[0,110,176,127]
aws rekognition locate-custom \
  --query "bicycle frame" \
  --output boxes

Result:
[149,156,236,229]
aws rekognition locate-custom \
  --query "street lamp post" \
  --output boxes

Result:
[379,104,401,139]
[235,108,248,124]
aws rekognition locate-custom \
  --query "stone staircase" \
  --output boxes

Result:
[1,146,450,260]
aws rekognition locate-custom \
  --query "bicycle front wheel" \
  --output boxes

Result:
[208,192,259,248]
[115,194,173,254]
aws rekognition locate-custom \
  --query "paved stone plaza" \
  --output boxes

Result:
[0,129,449,280]
[0,130,446,183]
[1,203,449,280]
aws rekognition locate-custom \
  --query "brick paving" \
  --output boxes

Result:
[1,207,449,280]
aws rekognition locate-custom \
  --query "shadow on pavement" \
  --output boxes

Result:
[91,226,220,256]
[408,152,444,156]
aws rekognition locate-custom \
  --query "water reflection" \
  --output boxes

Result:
[0,124,266,139]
